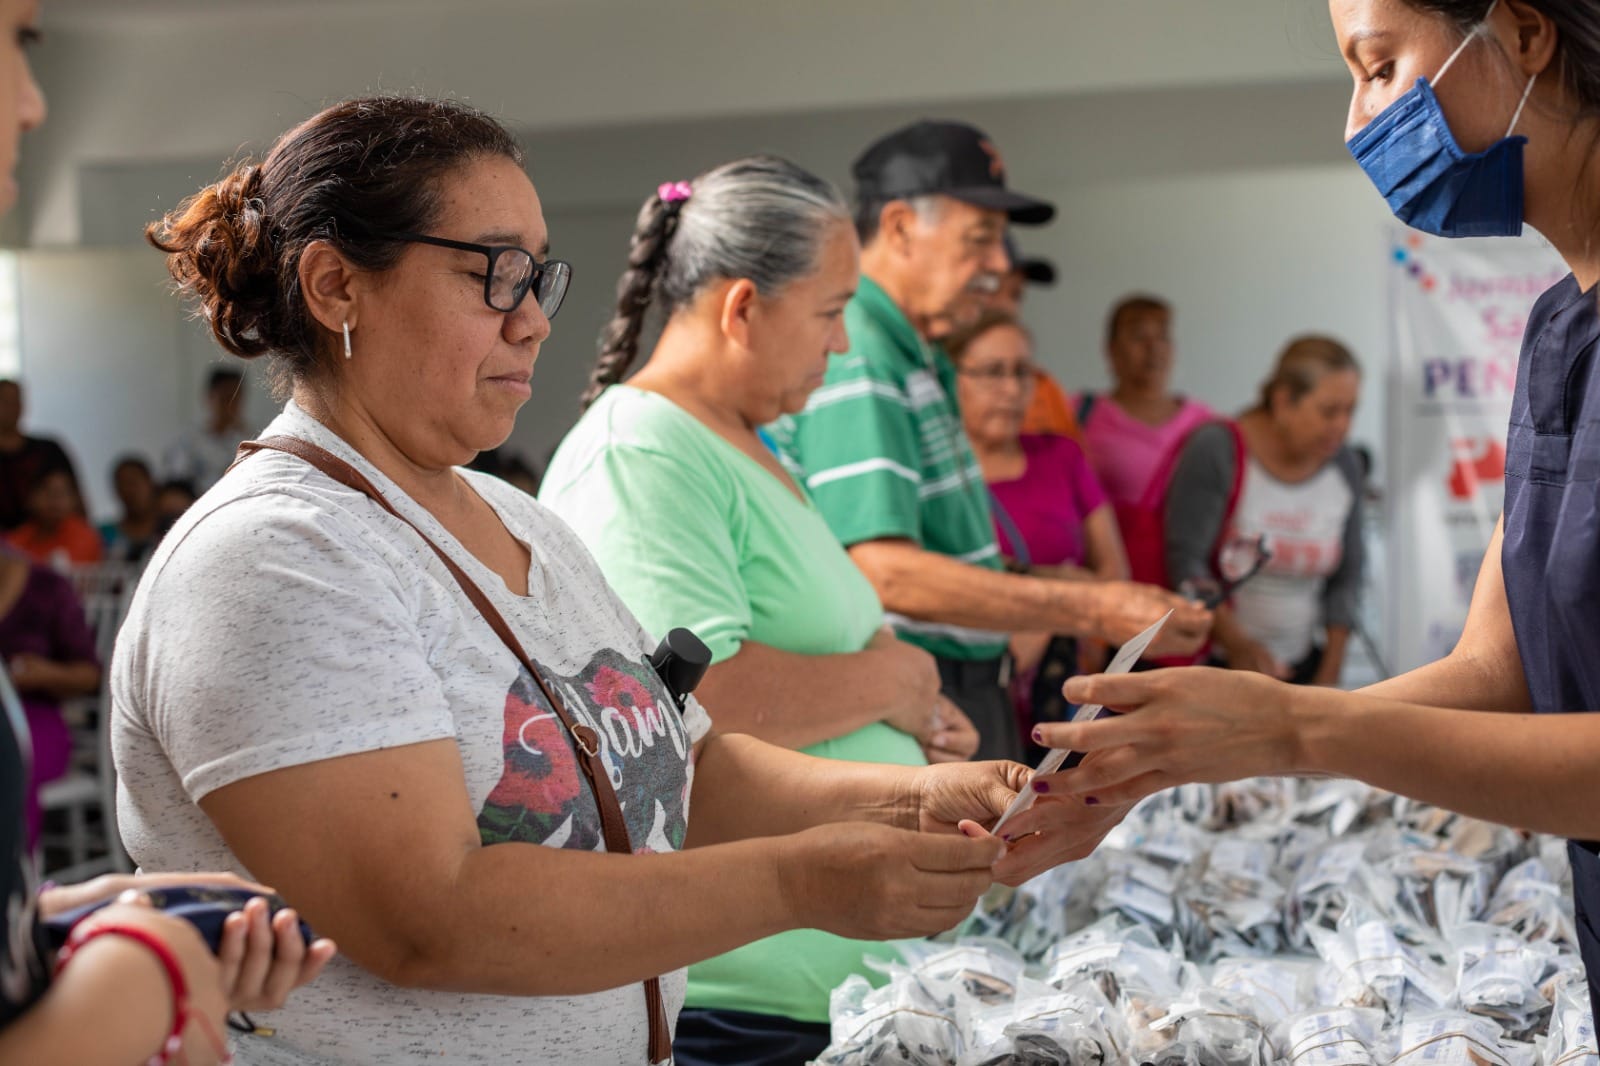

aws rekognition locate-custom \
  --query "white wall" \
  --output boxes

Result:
[16,249,278,521]
[21,0,1345,245]
[1028,165,1394,453]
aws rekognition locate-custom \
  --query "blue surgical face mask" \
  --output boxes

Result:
[1347,1,1537,238]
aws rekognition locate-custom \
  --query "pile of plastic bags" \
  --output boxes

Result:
[814,780,1597,1065]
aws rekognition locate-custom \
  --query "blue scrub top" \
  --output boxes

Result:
[1500,272,1600,1017]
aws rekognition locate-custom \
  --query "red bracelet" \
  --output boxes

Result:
[53,922,232,1066]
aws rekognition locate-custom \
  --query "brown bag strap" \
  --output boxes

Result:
[235,435,673,1064]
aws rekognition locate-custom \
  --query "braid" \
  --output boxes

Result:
[582,194,683,410]
[581,157,849,412]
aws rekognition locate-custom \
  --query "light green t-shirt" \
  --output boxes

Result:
[540,385,924,1023]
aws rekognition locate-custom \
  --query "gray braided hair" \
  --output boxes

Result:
[582,155,850,409]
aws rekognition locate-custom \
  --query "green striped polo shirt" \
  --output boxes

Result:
[767,275,1008,662]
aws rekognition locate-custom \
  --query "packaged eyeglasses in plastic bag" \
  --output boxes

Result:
[1143,986,1275,1066]
[960,977,1124,1066]
[1387,1010,1539,1065]
[1388,848,1492,932]
[1286,840,1394,951]
[916,942,1024,1007]
[1542,972,1599,1066]
[1308,915,1454,1016]
[818,971,968,1066]
[1290,781,1392,838]
[1271,1007,1387,1065]
[1486,857,1578,953]
[1450,922,1555,1041]
[1045,917,1190,1008]
[1209,957,1318,1023]
[1178,837,1286,962]
[1203,778,1301,832]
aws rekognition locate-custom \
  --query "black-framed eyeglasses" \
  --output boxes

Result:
[957,363,1038,385]
[388,232,572,318]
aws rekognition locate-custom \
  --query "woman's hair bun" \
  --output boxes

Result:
[147,161,280,360]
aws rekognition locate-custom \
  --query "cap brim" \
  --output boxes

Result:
[1020,258,1057,286]
[947,185,1056,225]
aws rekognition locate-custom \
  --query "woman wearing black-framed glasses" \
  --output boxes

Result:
[119,94,1133,1066]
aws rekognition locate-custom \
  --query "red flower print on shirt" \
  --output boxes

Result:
[478,678,586,845]
[476,650,694,852]
[585,665,655,715]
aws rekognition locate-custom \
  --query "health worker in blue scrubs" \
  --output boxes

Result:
[1030,0,1600,1023]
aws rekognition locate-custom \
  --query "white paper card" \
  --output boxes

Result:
[991,610,1172,834]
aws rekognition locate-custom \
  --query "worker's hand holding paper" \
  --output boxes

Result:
[991,610,1172,835]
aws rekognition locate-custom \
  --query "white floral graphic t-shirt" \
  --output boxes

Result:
[111,402,711,1065]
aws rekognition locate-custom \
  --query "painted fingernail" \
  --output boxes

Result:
[1032,780,1050,794]
[1085,796,1101,806]
[1032,727,1044,743]
[1001,833,1014,843]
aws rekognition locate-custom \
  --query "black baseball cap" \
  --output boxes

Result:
[1004,233,1057,286]
[853,120,1055,226]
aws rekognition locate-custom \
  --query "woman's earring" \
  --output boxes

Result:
[343,321,353,361]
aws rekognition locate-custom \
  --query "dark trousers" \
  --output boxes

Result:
[935,653,1023,763]
[673,1007,832,1066]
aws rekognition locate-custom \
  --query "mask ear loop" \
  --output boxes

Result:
[1431,0,1534,138]
[1432,0,1499,88]
[1505,71,1537,136]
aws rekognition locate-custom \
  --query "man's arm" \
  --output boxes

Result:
[849,538,1210,656]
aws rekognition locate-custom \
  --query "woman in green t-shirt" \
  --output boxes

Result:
[541,157,981,1066]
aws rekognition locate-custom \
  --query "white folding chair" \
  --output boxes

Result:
[39,561,142,878]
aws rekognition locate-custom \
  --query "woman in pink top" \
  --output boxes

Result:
[1075,294,1214,508]
[951,312,1127,753]
[952,316,1124,579]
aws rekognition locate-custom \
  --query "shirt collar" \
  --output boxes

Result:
[855,274,941,369]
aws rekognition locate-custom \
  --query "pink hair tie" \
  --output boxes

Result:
[657,180,693,204]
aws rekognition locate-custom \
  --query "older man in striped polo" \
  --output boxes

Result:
[767,120,1208,761]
